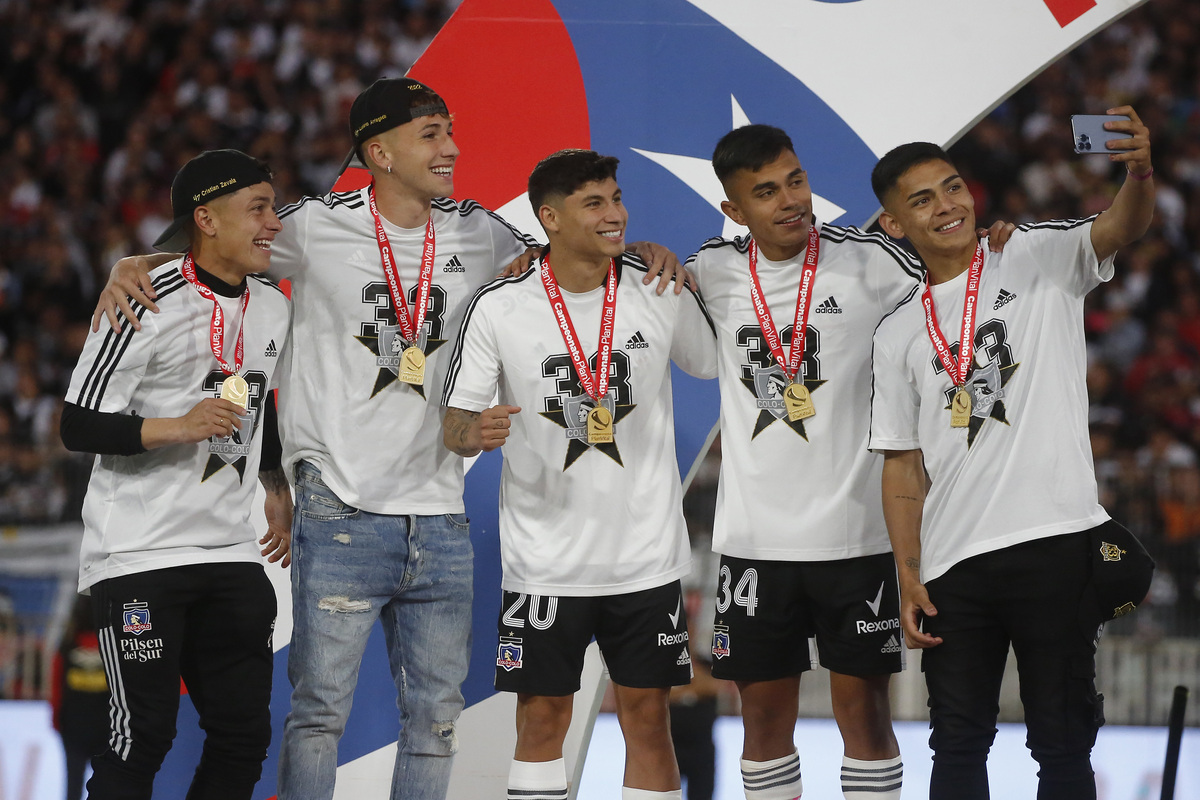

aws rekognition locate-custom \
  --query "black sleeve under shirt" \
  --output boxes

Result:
[60,402,146,456]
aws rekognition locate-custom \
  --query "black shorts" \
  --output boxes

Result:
[709,552,903,681]
[494,580,693,696]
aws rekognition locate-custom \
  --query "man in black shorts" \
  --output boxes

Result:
[442,149,716,800]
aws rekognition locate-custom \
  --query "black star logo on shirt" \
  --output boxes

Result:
[740,371,827,441]
[539,402,637,471]
[354,333,447,399]
[202,452,247,483]
[942,358,1020,448]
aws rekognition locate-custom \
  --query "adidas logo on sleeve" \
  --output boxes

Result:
[443,255,465,273]
[265,340,278,357]
[814,296,843,314]
[625,330,650,349]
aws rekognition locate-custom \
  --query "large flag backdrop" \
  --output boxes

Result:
[151,0,1148,797]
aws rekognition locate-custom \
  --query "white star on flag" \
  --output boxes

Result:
[631,95,847,239]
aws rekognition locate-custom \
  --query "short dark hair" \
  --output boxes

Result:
[711,125,795,185]
[871,142,955,205]
[527,149,620,214]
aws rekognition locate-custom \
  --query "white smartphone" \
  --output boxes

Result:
[1071,114,1130,154]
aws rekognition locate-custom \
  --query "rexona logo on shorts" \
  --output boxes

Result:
[658,630,689,646]
[856,617,901,634]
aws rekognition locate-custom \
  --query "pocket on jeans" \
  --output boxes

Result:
[445,513,470,531]
[299,482,360,520]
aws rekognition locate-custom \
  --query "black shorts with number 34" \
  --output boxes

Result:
[710,552,903,681]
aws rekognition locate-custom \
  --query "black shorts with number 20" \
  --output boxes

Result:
[495,580,693,696]
[710,552,903,681]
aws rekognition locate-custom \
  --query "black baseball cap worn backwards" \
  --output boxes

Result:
[349,78,449,147]
[154,149,273,253]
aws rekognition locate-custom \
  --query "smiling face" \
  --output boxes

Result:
[539,177,628,263]
[193,181,281,281]
[365,113,458,203]
[719,149,813,262]
[878,158,978,264]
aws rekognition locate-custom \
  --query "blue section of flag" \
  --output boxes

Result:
[555,0,882,256]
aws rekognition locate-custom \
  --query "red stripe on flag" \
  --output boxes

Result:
[1043,0,1096,26]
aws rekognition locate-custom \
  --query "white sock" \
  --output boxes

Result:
[621,789,682,799]
[508,758,568,800]
[840,755,902,799]
[741,750,803,800]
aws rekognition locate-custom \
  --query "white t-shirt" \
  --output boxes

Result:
[442,255,718,596]
[67,261,292,591]
[272,190,536,514]
[869,218,1113,583]
[687,223,922,560]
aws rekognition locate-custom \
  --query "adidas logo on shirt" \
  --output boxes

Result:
[994,288,1017,310]
[443,255,465,273]
[881,635,902,654]
[814,296,843,314]
[265,340,278,358]
[625,330,650,350]
[676,647,692,666]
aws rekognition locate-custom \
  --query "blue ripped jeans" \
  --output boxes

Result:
[277,461,473,800]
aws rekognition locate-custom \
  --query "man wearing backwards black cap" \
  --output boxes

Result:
[60,149,292,800]
[93,77,684,800]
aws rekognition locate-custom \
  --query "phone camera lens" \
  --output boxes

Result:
[1076,133,1092,151]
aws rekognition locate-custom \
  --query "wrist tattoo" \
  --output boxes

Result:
[259,468,289,493]
[904,557,920,570]
[444,408,480,448]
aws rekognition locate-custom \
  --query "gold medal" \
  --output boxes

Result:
[587,405,614,445]
[950,388,972,428]
[399,346,426,386]
[783,382,815,422]
[220,374,249,407]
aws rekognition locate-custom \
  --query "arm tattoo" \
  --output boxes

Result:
[894,494,922,502]
[904,557,920,570]
[444,408,480,453]
[259,467,289,494]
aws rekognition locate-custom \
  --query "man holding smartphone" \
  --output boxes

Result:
[869,106,1154,800]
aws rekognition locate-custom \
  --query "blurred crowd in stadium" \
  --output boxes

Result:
[0,0,1197,637]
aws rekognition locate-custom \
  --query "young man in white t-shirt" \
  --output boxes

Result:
[442,149,716,800]
[61,150,292,799]
[868,107,1155,800]
[686,125,922,800]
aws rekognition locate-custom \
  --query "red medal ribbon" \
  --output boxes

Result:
[747,222,821,382]
[540,256,617,401]
[368,184,435,344]
[922,243,985,389]
[180,252,249,376]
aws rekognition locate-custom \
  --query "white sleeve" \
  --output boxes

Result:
[670,288,718,380]
[868,329,921,452]
[268,199,310,281]
[65,311,158,412]
[1018,218,1114,298]
[441,290,502,412]
[487,209,541,270]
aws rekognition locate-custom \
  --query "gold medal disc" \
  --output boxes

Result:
[587,405,614,445]
[950,388,972,428]
[220,374,249,407]
[399,346,426,386]
[783,382,815,422]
